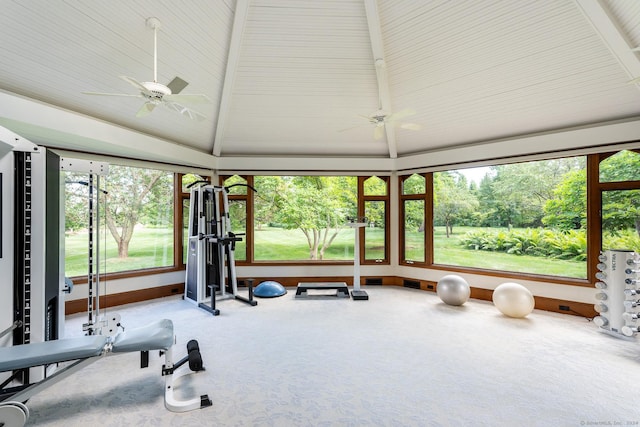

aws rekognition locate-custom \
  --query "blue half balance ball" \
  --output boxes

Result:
[254,281,287,298]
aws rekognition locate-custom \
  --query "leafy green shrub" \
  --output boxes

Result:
[603,229,640,253]
[543,229,587,261]
[460,228,588,260]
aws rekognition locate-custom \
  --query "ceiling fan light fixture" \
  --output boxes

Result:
[142,81,172,98]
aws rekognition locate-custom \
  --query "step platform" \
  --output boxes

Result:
[296,282,350,299]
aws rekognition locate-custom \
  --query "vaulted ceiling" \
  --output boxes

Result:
[1,0,640,171]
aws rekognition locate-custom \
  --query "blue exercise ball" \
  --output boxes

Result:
[254,281,287,298]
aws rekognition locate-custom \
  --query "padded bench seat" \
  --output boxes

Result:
[0,335,108,372]
[0,319,174,373]
[111,319,174,353]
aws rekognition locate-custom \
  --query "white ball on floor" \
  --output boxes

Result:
[436,274,470,306]
[492,282,535,318]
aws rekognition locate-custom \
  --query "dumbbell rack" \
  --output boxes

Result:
[593,250,640,339]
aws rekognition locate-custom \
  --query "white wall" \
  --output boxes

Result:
[65,270,186,302]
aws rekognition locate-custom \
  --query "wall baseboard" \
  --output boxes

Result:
[387,276,596,318]
[65,283,185,315]
[65,277,596,319]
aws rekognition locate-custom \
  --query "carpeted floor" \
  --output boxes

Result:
[25,286,640,426]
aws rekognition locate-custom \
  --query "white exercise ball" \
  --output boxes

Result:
[437,274,470,306]
[492,282,535,318]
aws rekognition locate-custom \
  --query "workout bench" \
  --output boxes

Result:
[0,319,211,426]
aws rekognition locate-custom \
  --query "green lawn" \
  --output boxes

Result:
[431,226,586,279]
[254,227,357,260]
[65,225,587,279]
[65,227,173,277]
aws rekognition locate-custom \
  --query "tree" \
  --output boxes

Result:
[599,150,640,183]
[476,172,499,227]
[103,165,169,258]
[256,176,356,260]
[602,190,640,238]
[363,176,387,227]
[599,150,640,239]
[254,176,286,230]
[433,171,478,237]
[542,169,586,230]
[63,172,90,232]
[542,150,640,239]
[487,158,584,228]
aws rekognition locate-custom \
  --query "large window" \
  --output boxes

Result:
[432,157,587,279]
[252,176,357,261]
[222,175,250,262]
[64,164,175,277]
[362,176,389,263]
[400,174,427,264]
[61,148,635,283]
[599,150,640,254]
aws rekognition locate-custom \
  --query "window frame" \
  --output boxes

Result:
[402,153,632,287]
[216,174,388,265]
[68,167,182,282]
[593,150,640,282]
[398,173,430,266]
[220,174,253,265]
[359,176,390,265]
[249,175,359,264]
[69,148,638,285]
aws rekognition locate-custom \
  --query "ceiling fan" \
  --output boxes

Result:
[341,59,421,140]
[83,17,211,121]
[360,108,422,140]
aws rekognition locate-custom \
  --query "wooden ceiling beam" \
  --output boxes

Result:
[364,0,397,159]
[575,0,640,87]
[212,0,250,157]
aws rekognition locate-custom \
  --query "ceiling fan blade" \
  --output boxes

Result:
[386,108,416,123]
[163,101,207,121]
[181,108,207,121]
[136,102,156,117]
[358,114,375,123]
[164,93,212,104]
[373,125,385,140]
[166,76,189,94]
[120,76,152,95]
[338,124,367,133]
[399,122,422,131]
[82,91,142,98]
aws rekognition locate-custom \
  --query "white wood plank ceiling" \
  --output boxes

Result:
[0,0,639,165]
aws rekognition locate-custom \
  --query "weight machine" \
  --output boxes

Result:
[185,182,257,315]
[0,129,211,424]
[0,126,65,388]
[60,157,116,336]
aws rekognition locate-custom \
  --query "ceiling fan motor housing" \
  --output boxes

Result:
[142,81,171,99]
[370,109,388,125]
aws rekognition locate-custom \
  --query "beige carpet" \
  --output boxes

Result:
[25,286,640,426]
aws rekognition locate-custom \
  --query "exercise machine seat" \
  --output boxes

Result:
[111,319,174,353]
[0,335,108,372]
